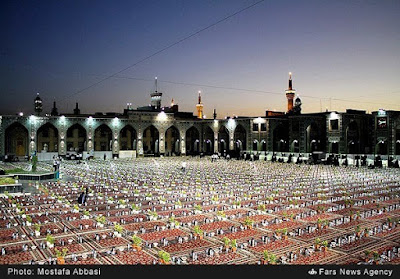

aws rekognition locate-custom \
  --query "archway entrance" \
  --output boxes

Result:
[235,140,243,154]
[143,125,159,155]
[203,126,214,155]
[94,124,112,151]
[5,123,29,157]
[66,124,86,152]
[291,140,300,153]
[165,126,180,156]
[253,140,259,152]
[331,142,339,154]
[306,122,320,153]
[273,124,289,152]
[234,124,246,156]
[261,140,267,152]
[186,126,200,155]
[346,121,359,154]
[376,140,387,155]
[218,126,229,154]
[37,123,59,152]
[119,125,137,150]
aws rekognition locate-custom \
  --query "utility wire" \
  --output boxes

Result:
[70,72,398,108]
[112,75,398,108]
[59,0,266,102]
[115,75,282,96]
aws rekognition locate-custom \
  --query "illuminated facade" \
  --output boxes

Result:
[196,91,204,119]
[1,74,400,162]
[285,72,295,113]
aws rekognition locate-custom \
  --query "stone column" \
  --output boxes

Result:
[137,128,143,156]
[229,129,234,151]
[112,130,119,156]
[59,129,66,156]
[159,129,165,155]
[180,130,186,156]
[86,132,93,154]
[214,131,219,154]
[86,120,93,155]
[198,126,203,153]
[29,118,37,155]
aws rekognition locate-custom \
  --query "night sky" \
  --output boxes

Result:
[2,0,400,117]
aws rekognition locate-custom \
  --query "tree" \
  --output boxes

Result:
[31,155,38,172]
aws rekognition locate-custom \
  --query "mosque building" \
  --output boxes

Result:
[1,73,399,165]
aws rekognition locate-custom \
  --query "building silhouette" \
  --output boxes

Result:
[1,73,399,165]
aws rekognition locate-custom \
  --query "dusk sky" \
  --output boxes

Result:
[2,0,400,118]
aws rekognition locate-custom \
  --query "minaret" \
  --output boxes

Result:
[34,92,43,116]
[150,77,162,110]
[51,100,58,116]
[196,91,204,119]
[285,72,296,113]
[295,95,302,110]
[73,102,80,115]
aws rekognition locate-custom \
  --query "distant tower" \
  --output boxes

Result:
[213,108,217,120]
[51,100,58,116]
[150,77,162,110]
[34,92,43,116]
[294,96,302,113]
[196,91,204,119]
[285,72,296,113]
[73,102,80,115]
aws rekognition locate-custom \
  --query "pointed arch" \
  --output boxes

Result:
[94,124,112,151]
[218,125,229,154]
[330,142,339,154]
[291,140,299,153]
[346,120,359,154]
[396,123,400,155]
[5,122,29,157]
[253,139,259,152]
[376,140,388,155]
[234,124,247,154]
[261,139,267,152]
[185,126,200,155]
[203,126,214,155]
[119,125,137,151]
[143,125,159,155]
[306,122,320,153]
[37,122,59,152]
[165,125,180,155]
[66,123,87,152]
[273,124,289,152]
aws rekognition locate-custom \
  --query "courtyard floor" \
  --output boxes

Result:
[0,157,399,265]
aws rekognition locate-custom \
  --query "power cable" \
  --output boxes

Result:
[113,75,398,108]
[59,0,266,102]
